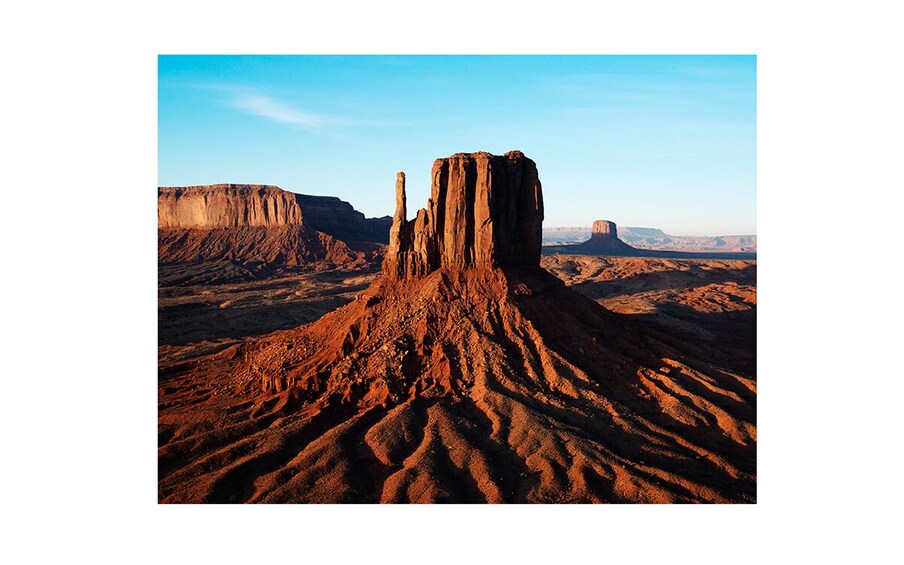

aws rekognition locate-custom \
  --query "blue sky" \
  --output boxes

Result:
[159,55,755,235]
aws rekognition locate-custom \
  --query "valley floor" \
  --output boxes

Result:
[158,255,756,503]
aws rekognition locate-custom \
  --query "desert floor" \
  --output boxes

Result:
[159,255,755,503]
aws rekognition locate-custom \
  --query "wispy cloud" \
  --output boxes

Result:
[229,91,333,130]
[160,80,412,133]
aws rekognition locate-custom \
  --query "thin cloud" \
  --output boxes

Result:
[230,92,333,130]
[164,81,413,132]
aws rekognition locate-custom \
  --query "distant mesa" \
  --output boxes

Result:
[576,219,637,255]
[157,184,391,279]
[158,184,391,241]
[158,185,304,229]
[618,226,668,240]
[542,224,756,255]
[591,219,617,238]
[541,218,756,259]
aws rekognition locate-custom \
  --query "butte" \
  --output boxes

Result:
[159,151,756,503]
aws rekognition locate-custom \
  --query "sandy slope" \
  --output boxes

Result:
[159,260,755,503]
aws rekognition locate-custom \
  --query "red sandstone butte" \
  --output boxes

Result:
[383,151,543,278]
[158,152,756,504]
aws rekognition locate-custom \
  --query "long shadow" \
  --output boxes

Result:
[159,259,381,287]
[543,245,757,261]
[158,293,359,346]
[544,260,756,376]
[159,260,292,286]
[307,266,381,283]
[569,264,756,301]
[571,271,756,299]
[532,261,756,380]
[499,267,757,492]
[158,264,380,345]
[630,306,757,376]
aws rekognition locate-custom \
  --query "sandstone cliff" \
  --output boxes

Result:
[383,150,543,278]
[296,195,392,244]
[158,185,304,229]
[158,184,389,278]
[158,184,391,242]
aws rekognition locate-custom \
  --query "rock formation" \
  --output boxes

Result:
[616,227,757,253]
[576,219,636,254]
[591,219,618,239]
[158,185,304,229]
[295,195,392,244]
[159,184,391,241]
[383,151,543,278]
[544,222,756,259]
[158,184,390,278]
[159,152,756,504]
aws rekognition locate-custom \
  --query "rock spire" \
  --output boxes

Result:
[383,151,544,278]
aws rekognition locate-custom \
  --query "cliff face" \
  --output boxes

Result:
[383,151,544,278]
[158,184,389,277]
[296,195,392,244]
[158,185,304,229]
[158,185,391,243]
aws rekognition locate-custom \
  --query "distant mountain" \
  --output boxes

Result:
[618,226,669,239]
[543,225,756,252]
[541,227,592,245]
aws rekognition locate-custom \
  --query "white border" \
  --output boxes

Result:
[6,1,902,562]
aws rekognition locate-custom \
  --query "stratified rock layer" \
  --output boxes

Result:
[158,185,391,242]
[158,185,304,229]
[383,151,543,278]
[158,184,390,278]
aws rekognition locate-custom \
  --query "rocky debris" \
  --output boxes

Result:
[383,151,544,278]
[157,225,373,274]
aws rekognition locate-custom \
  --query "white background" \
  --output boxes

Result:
[2,1,902,563]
